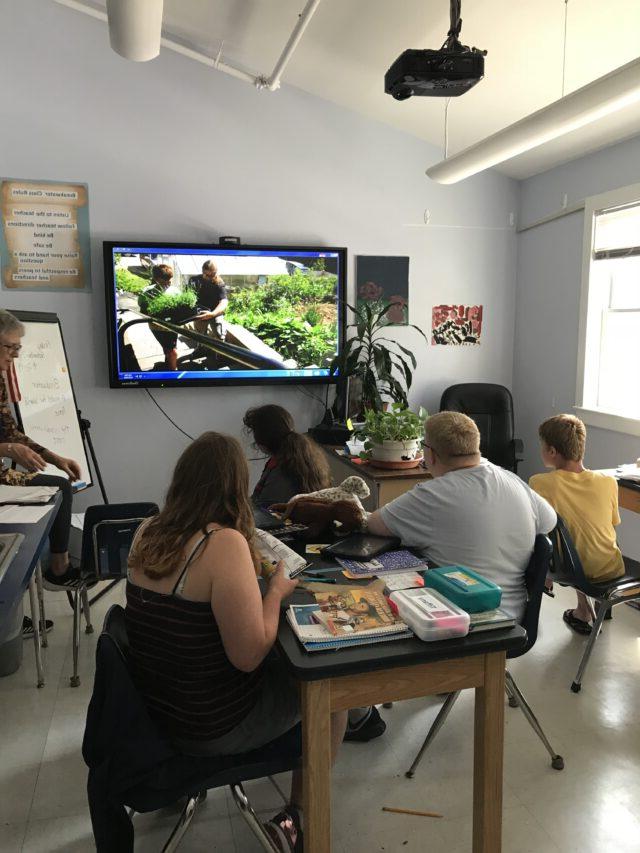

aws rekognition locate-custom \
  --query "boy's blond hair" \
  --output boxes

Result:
[538,414,586,462]
[425,411,480,461]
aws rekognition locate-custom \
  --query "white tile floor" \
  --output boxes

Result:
[1,583,639,853]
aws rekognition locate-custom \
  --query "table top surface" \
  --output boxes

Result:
[0,493,62,609]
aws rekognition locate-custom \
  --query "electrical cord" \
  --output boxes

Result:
[144,388,194,440]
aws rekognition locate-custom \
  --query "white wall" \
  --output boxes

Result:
[514,134,640,558]
[1,0,517,507]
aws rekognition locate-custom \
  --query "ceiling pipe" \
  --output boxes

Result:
[52,0,322,88]
[106,0,163,62]
[427,55,640,184]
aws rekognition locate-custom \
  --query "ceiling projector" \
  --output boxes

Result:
[385,0,486,100]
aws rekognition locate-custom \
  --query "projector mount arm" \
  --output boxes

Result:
[441,0,487,58]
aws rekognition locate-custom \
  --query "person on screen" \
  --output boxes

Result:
[0,310,84,627]
[243,404,331,505]
[189,260,228,342]
[126,431,347,850]
[137,264,179,371]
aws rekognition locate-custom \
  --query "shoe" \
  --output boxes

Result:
[43,566,82,590]
[562,609,592,635]
[22,616,53,638]
[344,706,387,742]
[263,806,303,852]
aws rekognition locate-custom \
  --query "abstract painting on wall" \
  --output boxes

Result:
[432,304,483,345]
[356,255,409,325]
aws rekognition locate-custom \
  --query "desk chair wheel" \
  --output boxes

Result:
[571,681,581,693]
[85,624,94,635]
[508,696,518,708]
[552,755,565,770]
[70,675,81,687]
[382,703,393,709]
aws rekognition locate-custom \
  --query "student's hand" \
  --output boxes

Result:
[268,560,299,600]
[9,444,47,473]
[52,455,81,481]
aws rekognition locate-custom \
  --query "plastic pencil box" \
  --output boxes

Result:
[388,588,470,641]
[422,566,502,613]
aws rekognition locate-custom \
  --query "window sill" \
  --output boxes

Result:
[574,407,640,437]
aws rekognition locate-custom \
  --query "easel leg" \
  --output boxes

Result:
[35,561,47,648]
[28,575,45,688]
[302,680,332,853]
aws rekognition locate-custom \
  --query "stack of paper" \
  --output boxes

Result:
[0,485,59,504]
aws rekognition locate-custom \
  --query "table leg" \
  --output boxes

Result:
[301,679,332,853]
[473,651,505,853]
[35,561,48,649]
[27,575,45,688]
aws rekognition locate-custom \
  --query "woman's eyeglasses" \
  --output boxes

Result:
[1,343,21,355]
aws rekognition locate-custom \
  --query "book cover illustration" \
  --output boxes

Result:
[307,581,403,634]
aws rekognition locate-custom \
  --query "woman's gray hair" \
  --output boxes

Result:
[0,310,24,338]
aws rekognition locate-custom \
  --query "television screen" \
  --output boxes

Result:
[104,241,346,388]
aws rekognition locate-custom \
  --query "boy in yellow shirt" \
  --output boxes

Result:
[529,414,624,635]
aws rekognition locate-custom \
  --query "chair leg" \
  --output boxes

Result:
[571,603,608,693]
[505,676,518,708]
[80,585,94,634]
[161,792,203,853]
[230,783,281,853]
[504,671,564,770]
[70,588,81,687]
[405,691,461,779]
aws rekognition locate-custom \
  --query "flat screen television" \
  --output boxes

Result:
[104,241,347,388]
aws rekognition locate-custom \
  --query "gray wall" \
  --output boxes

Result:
[514,134,640,558]
[2,0,517,507]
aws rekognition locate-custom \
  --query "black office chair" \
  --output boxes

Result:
[68,502,158,687]
[439,383,523,472]
[405,534,564,778]
[83,604,300,853]
[551,516,640,693]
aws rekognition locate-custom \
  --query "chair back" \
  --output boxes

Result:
[439,383,518,471]
[550,515,594,593]
[81,503,158,580]
[514,533,553,658]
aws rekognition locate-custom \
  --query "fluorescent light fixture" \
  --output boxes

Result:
[427,56,640,184]
[106,0,164,62]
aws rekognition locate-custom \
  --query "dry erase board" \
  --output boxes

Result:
[10,311,91,489]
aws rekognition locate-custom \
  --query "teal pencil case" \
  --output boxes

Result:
[423,566,501,613]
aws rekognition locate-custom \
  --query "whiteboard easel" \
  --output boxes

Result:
[10,311,92,490]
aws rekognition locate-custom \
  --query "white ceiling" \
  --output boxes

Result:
[67,0,640,179]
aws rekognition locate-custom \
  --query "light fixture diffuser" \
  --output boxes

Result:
[427,56,640,184]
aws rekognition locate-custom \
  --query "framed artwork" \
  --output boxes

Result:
[432,304,483,345]
[356,255,409,325]
[1,178,91,291]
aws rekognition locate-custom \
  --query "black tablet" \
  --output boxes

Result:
[323,534,401,559]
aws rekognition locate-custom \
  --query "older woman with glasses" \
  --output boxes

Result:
[0,310,83,630]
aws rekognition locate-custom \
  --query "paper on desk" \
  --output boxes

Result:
[0,485,59,504]
[0,504,54,523]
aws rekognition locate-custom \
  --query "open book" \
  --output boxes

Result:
[0,485,59,505]
[253,528,308,578]
[287,580,412,651]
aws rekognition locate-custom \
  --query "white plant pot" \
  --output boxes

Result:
[369,438,421,463]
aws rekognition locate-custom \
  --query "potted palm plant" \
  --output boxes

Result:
[329,301,428,414]
[357,403,427,468]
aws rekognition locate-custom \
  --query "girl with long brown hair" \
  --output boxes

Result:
[126,431,346,851]
[244,404,331,505]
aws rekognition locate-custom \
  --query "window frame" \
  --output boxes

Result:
[575,182,640,437]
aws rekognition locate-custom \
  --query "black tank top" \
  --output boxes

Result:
[125,528,264,743]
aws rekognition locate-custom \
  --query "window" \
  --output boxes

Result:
[576,184,640,435]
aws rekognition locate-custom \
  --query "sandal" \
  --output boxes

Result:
[563,609,592,635]
[263,806,303,852]
[543,588,555,598]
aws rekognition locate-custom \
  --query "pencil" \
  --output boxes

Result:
[382,806,443,819]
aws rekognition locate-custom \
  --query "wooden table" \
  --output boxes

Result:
[0,493,62,686]
[595,468,640,514]
[277,618,526,853]
[323,446,431,511]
